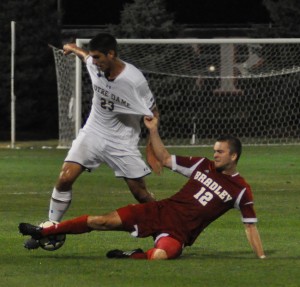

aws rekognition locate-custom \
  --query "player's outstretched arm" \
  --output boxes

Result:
[63,43,89,62]
[144,116,172,169]
[244,223,266,259]
[145,106,164,175]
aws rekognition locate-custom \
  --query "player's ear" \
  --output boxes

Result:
[107,50,115,59]
[231,152,238,162]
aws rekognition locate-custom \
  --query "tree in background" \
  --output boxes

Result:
[109,0,183,38]
[0,0,61,140]
[262,0,300,37]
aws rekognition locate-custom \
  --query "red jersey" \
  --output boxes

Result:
[118,155,257,247]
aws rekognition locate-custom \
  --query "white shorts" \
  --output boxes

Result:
[65,129,151,178]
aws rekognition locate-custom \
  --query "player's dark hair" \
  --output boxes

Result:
[217,135,242,163]
[88,33,118,56]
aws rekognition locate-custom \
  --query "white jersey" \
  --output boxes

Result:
[83,56,155,146]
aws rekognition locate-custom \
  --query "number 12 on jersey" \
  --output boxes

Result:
[194,187,213,206]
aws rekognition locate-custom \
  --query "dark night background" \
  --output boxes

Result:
[61,0,270,25]
[1,0,300,142]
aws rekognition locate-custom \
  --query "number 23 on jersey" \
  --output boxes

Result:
[101,97,114,111]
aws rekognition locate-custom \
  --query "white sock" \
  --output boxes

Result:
[48,188,72,222]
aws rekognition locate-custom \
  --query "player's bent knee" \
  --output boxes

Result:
[152,249,168,260]
[146,248,168,260]
[57,163,83,190]
[155,236,183,259]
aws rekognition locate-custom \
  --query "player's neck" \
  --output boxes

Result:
[106,59,125,80]
[222,165,237,176]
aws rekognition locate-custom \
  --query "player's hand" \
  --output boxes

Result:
[63,43,77,55]
[144,116,158,131]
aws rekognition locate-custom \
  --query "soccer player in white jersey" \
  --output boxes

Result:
[24,33,158,249]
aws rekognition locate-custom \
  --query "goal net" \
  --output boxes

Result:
[51,38,300,147]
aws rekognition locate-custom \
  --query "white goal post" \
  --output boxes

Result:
[51,38,300,148]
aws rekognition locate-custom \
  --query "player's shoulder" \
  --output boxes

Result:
[232,173,252,191]
[85,55,93,66]
[122,62,146,83]
[175,155,208,169]
[85,56,99,73]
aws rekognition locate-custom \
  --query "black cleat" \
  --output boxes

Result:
[24,237,40,250]
[106,248,144,259]
[19,223,43,240]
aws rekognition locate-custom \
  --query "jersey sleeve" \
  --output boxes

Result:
[234,187,257,224]
[171,155,205,177]
[86,56,98,75]
[136,81,156,111]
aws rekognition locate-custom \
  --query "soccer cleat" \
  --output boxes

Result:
[106,248,144,259]
[18,223,43,240]
[23,237,40,250]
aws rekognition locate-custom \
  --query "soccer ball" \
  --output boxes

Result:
[39,221,66,251]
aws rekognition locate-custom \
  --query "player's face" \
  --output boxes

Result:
[89,50,112,73]
[213,141,237,173]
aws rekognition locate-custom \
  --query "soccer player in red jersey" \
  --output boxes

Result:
[19,115,266,260]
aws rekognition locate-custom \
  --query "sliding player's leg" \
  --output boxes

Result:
[146,236,183,260]
[19,211,124,239]
[106,236,182,260]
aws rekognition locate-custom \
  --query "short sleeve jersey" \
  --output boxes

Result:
[83,56,155,145]
[158,156,257,246]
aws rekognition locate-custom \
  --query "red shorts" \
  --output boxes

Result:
[117,201,186,245]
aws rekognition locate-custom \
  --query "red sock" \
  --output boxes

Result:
[146,237,182,260]
[132,237,182,260]
[130,252,147,259]
[42,215,91,236]
[146,248,156,259]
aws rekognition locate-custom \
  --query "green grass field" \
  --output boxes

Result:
[0,144,299,287]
